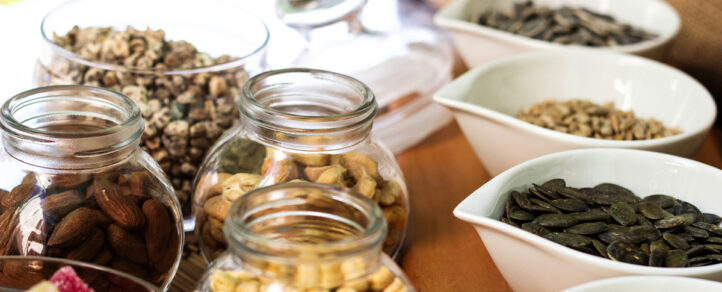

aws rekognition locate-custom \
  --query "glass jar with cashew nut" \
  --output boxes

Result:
[192,69,409,262]
[194,182,415,292]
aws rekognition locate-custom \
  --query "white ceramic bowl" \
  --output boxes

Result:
[563,276,722,292]
[433,50,716,176]
[434,0,680,68]
[454,148,722,292]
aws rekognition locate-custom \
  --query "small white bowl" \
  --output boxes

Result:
[454,148,722,292]
[563,276,722,292]
[433,50,716,176]
[434,0,681,67]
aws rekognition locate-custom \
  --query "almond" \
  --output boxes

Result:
[153,224,179,273]
[21,173,36,184]
[0,188,8,211]
[91,247,114,266]
[65,227,104,261]
[110,257,149,280]
[107,224,148,264]
[92,209,113,227]
[0,208,18,253]
[128,171,151,198]
[43,190,84,220]
[47,207,96,247]
[94,180,145,230]
[142,199,171,264]
[1,183,35,209]
[1,260,45,287]
[48,173,91,190]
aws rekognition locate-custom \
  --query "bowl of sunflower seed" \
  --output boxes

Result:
[433,50,715,176]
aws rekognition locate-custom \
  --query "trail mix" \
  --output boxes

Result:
[207,266,409,292]
[516,99,681,140]
[195,143,407,260]
[477,1,657,46]
[0,171,181,287]
[40,26,251,215]
[501,179,722,267]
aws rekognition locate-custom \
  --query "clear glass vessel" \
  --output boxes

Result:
[0,86,183,290]
[268,0,455,153]
[193,68,409,262]
[0,255,160,291]
[195,183,415,292]
[35,0,270,226]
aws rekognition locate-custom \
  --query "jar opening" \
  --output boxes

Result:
[0,85,143,169]
[40,0,269,75]
[240,68,378,152]
[225,182,386,265]
[2,87,137,137]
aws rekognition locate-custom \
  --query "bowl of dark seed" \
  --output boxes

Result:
[454,148,722,292]
[433,50,716,176]
[36,0,270,229]
[434,0,680,67]
[563,276,722,292]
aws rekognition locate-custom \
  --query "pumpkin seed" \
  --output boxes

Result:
[638,201,666,220]
[521,222,552,237]
[566,222,608,235]
[655,215,687,229]
[649,240,668,267]
[569,208,610,221]
[499,179,722,268]
[665,250,688,267]
[641,194,676,209]
[607,240,648,266]
[534,213,579,228]
[551,198,589,212]
[663,232,690,250]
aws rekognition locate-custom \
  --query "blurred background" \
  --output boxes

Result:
[2,0,718,120]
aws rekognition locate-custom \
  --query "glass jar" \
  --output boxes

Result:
[0,256,159,291]
[0,86,183,290]
[193,68,408,262]
[35,0,269,226]
[195,183,415,292]
[270,0,455,153]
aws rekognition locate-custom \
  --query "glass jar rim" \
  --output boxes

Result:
[39,0,270,75]
[241,68,377,121]
[226,182,387,258]
[0,255,160,291]
[1,85,141,139]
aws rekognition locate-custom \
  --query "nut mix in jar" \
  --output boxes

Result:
[35,0,269,220]
[193,69,409,261]
[0,86,183,289]
[195,183,415,292]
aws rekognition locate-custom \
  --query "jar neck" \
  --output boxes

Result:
[240,68,377,152]
[0,85,143,170]
[224,182,386,287]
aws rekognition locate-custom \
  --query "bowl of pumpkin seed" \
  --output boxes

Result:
[454,148,722,292]
[434,0,680,67]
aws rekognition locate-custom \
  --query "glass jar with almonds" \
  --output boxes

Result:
[192,69,409,262]
[195,182,415,292]
[0,86,183,290]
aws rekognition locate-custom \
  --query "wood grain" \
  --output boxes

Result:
[171,123,722,292]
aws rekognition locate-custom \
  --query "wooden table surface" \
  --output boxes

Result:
[171,122,722,291]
